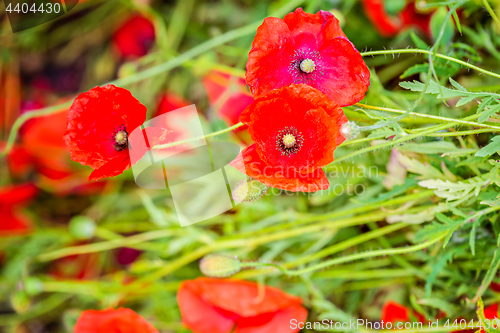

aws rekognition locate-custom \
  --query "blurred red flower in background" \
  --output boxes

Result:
[177,277,307,333]
[156,91,190,115]
[203,70,253,128]
[49,252,100,280]
[381,301,419,323]
[246,8,370,107]
[380,300,498,333]
[5,82,106,194]
[113,15,155,58]
[64,85,147,181]
[361,0,433,37]
[231,84,347,192]
[10,111,73,180]
[74,308,159,333]
[0,183,37,236]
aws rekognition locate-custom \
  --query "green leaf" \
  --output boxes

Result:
[410,31,429,50]
[401,63,430,79]
[489,160,500,187]
[430,7,455,47]
[456,95,477,107]
[399,80,468,99]
[446,204,468,218]
[449,77,466,91]
[398,141,461,154]
[367,127,399,139]
[398,154,454,181]
[451,10,462,34]
[384,0,406,15]
[418,298,457,316]
[476,136,500,157]
[472,234,500,302]
[435,212,455,224]
[418,176,489,201]
[138,191,170,226]
[470,216,485,256]
[478,104,500,123]
[414,221,455,243]
[477,96,494,114]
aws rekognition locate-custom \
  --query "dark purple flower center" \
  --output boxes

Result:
[112,125,128,151]
[275,126,304,156]
[288,48,324,83]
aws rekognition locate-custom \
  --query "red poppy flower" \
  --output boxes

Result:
[361,0,432,37]
[467,304,498,333]
[381,301,411,323]
[491,282,500,293]
[149,91,204,155]
[203,70,254,128]
[231,84,347,192]
[177,278,307,333]
[12,111,73,180]
[50,253,100,280]
[156,91,190,115]
[74,308,159,333]
[381,301,426,325]
[246,8,370,107]
[64,85,149,181]
[113,15,155,58]
[0,183,37,237]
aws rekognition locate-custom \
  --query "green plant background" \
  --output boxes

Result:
[2,0,500,332]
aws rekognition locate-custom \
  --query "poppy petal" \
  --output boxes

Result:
[235,305,308,333]
[88,155,131,181]
[74,308,159,333]
[318,37,371,107]
[230,144,330,192]
[177,284,235,333]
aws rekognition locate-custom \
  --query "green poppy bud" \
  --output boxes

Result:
[10,291,31,314]
[69,216,96,240]
[24,277,43,296]
[232,180,269,202]
[200,254,241,278]
[340,121,360,140]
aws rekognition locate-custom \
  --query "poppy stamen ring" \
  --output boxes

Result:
[276,127,304,156]
[112,125,129,151]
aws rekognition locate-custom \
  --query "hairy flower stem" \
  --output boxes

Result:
[237,232,447,277]
[330,114,486,165]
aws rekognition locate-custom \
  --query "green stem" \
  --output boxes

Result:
[411,129,492,137]
[239,233,447,277]
[330,114,483,165]
[223,191,433,240]
[234,223,408,279]
[482,0,500,30]
[138,205,435,283]
[353,103,500,131]
[35,229,179,262]
[361,48,500,80]
[152,122,244,149]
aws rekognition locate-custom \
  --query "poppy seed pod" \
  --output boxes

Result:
[199,254,242,278]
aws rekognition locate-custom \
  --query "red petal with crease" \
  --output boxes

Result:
[246,8,369,106]
[178,278,307,333]
[230,145,330,192]
[75,308,159,333]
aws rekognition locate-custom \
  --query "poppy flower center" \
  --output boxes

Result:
[276,127,303,156]
[288,48,324,83]
[299,59,315,73]
[112,125,128,151]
